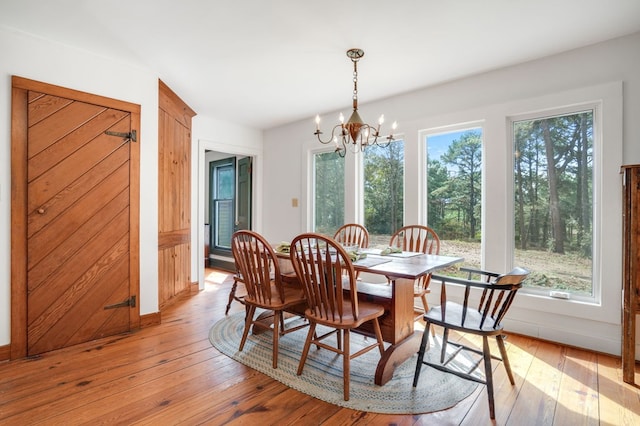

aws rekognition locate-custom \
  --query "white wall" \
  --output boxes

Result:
[0,27,263,347]
[262,31,640,355]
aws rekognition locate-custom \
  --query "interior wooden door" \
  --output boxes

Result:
[11,76,141,358]
[158,80,195,308]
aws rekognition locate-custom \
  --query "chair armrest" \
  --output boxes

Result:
[458,267,501,280]
[459,267,501,277]
[431,273,495,290]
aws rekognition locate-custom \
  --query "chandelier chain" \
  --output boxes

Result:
[352,59,358,106]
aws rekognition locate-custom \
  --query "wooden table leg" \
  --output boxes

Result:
[374,331,421,385]
[374,276,420,385]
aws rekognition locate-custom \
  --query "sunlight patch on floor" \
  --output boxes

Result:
[204,269,233,293]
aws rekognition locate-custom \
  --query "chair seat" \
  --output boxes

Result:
[304,299,384,330]
[244,283,306,311]
[425,301,505,334]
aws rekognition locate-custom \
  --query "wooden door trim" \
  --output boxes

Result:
[10,81,28,360]
[10,76,141,359]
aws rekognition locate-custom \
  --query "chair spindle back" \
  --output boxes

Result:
[290,233,359,323]
[231,230,284,305]
[442,267,529,330]
[333,223,369,249]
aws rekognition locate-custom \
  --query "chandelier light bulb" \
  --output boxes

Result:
[378,114,385,125]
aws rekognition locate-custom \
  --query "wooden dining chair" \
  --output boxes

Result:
[412,267,530,419]
[231,230,308,369]
[225,271,246,315]
[334,223,369,280]
[289,233,385,401]
[389,225,441,329]
[333,223,369,249]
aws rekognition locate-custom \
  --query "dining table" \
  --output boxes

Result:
[274,246,463,386]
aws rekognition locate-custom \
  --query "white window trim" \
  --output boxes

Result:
[306,145,336,232]
[305,144,360,231]
[503,82,622,326]
[361,136,407,230]
[508,104,598,304]
[420,121,485,251]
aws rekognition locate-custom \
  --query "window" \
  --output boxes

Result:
[425,128,483,270]
[313,151,344,235]
[513,110,594,298]
[363,139,404,245]
[210,158,235,251]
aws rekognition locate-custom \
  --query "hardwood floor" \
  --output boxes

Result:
[1,268,639,425]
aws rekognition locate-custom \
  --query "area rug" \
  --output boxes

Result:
[209,312,479,414]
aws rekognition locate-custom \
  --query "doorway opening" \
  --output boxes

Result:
[205,153,252,271]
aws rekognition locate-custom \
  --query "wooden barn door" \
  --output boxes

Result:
[10,76,140,358]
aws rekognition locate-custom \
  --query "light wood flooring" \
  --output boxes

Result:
[1,268,639,425]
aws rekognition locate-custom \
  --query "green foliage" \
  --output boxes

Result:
[427,130,482,240]
[513,111,594,294]
[314,152,344,235]
[364,141,404,235]
[513,111,593,259]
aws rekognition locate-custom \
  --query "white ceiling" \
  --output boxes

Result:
[2,0,640,130]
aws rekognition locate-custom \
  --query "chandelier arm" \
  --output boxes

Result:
[315,124,343,145]
[377,131,395,148]
[376,137,392,148]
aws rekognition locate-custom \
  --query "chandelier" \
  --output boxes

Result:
[314,48,397,157]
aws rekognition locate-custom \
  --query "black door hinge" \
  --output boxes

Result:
[104,295,136,310]
[105,129,137,142]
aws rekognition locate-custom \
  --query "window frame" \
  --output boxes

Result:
[311,148,345,235]
[509,106,596,303]
[503,82,622,325]
[209,157,236,254]
[361,137,406,241]
[421,123,485,269]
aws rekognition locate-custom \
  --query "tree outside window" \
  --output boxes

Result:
[513,110,593,296]
[426,129,483,270]
[363,140,404,245]
[314,151,344,235]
